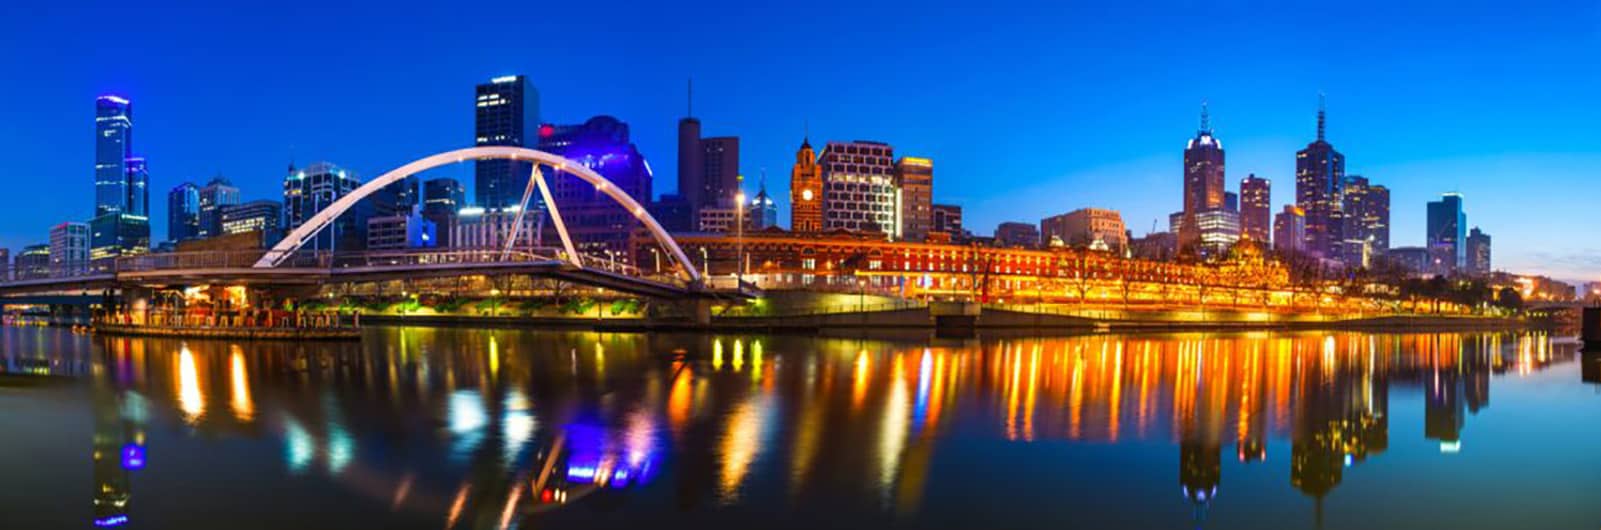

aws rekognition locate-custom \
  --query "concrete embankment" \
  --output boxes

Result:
[360,307,1525,333]
[95,324,361,341]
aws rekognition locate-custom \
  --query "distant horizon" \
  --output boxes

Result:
[1,1,1595,284]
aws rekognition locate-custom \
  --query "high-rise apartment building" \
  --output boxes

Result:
[475,75,539,209]
[1340,175,1389,267]
[1239,174,1271,243]
[895,156,933,242]
[789,138,823,233]
[819,141,897,236]
[674,87,740,218]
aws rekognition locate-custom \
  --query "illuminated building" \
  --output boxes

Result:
[659,231,1291,304]
[166,182,200,243]
[1337,176,1389,266]
[1360,181,1390,253]
[1170,209,1239,256]
[451,207,540,249]
[15,244,49,279]
[1466,227,1491,275]
[283,162,366,251]
[789,137,824,233]
[50,221,89,276]
[697,206,748,233]
[750,178,778,230]
[1041,208,1127,253]
[1179,441,1221,508]
[0,248,8,281]
[93,95,133,217]
[197,176,240,238]
[820,140,898,237]
[89,213,149,268]
[1273,205,1306,253]
[220,200,284,248]
[1239,174,1271,242]
[1426,192,1466,273]
[895,156,933,242]
[931,204,963,242]
[474,75,539,209]
[537,115,654,260]
[1295,96,1346,260]
[1180,102,1225,250]
[993,222,1039,249]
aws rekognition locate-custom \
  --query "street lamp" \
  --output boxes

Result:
[699,247,709,280]
[649,248,661,275]
[735,191,746,286]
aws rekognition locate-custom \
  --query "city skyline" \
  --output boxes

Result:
[0,2,1596,282]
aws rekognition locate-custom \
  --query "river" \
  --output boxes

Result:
[0,325,1597,529]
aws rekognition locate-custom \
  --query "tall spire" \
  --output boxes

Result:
[1199,99,1211,133]
[1316,92,1326,142]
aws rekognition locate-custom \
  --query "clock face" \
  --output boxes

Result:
[802,189,814,201]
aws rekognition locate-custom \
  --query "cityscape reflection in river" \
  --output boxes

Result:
[0,326,1596,529]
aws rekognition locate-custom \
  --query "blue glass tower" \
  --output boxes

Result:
[94,95,133,216]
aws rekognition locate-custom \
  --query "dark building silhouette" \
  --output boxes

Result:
[1426,193,1467,273]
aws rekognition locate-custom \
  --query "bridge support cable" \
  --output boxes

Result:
[532,164,581,268]
[501,163,543,262]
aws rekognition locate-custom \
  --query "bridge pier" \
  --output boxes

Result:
[1583,307,1600,351]
[693,299,713,327]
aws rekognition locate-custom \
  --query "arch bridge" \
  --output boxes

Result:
[0,147,751,301]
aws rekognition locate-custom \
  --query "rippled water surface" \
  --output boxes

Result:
[1,326,1598,529]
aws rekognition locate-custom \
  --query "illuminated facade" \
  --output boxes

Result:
[537,115,654,259]
[1240,174,1271,243]
[474,75,539,209]
[1295,97,1346,260]
[750,179,778,230]
[93,95,134,217]
[895,156,933,242]
[451,208,541,250]
[1171,209,1239,256]
[220,200,284,248]
[1339,176,1389,267]
[1181,103,1225,250]
[820,141,898,237]
[366,211,437,250]
[15,244,49,280]
[789,138,823,233]
[1041,208,1127,252]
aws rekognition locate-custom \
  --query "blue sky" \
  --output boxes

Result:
[0,1,1596,282]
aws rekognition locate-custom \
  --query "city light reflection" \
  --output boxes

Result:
[176,346,204,423]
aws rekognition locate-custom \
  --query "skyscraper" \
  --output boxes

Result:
[89,95,149,262]
[1466,227,1491,275]
[1295,96,1346,260]
[819,140,897,236]
[677,86,704,213]
[197,176,240,239]
[221,200,285,248]
[474,75,539,209]
[895,156,933,242]
[94,95,133,217]
[1426,193,1467,273]
[1180,103,1225,250]
[422,177,466,247]
[1239,174,1271,243]
[789,137,823,233]
[1274,205,1306,254]
[283,162,366,251]
[167,182,200,243]
[1340,175,1389,267]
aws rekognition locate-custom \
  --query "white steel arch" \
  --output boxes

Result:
[254,146,701,283]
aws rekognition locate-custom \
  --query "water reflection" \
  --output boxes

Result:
[1,327,1594,528]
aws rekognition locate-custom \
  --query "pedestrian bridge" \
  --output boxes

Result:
[0,146,755,301]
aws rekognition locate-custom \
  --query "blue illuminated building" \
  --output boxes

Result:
[537,116,653,260]
[167,182,200,243]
